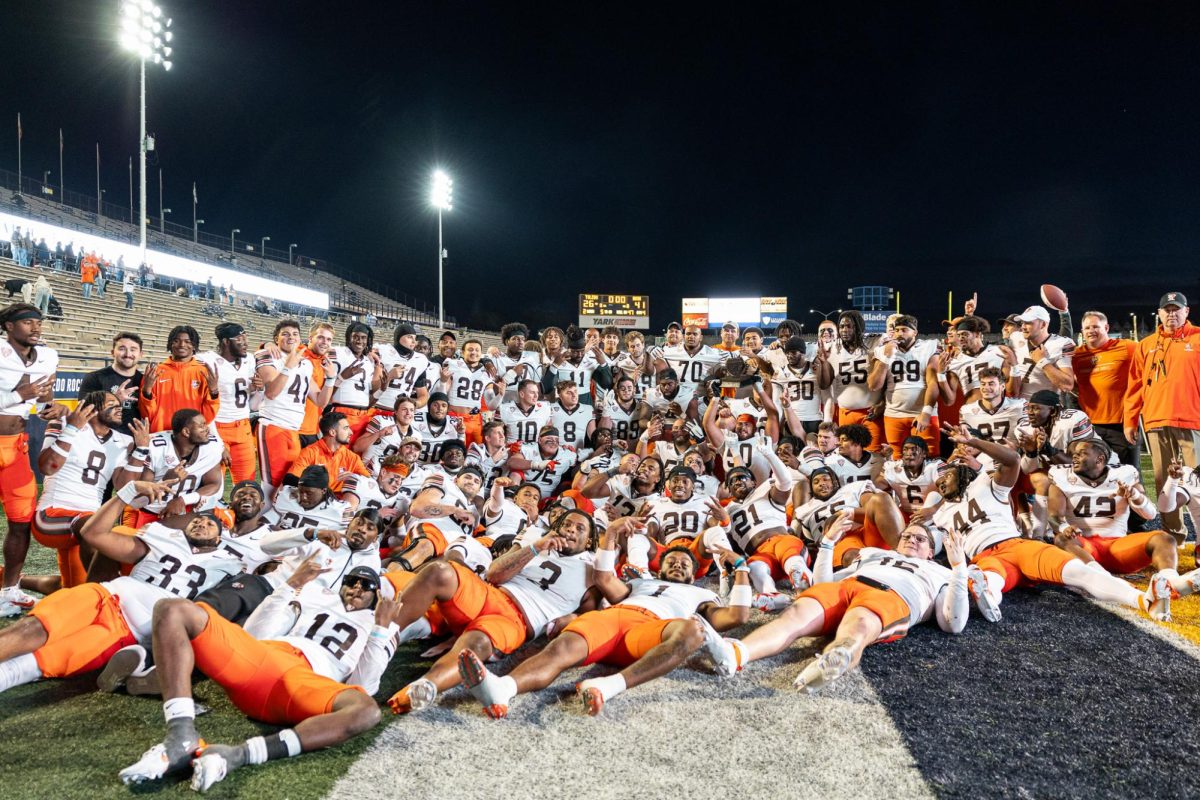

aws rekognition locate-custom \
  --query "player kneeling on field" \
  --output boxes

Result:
[1049,439,1199,620]
[120,557,398,791]
[458,517,750,717]
[705,513,970,692]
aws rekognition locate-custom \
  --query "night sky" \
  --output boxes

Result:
[3,1,1199,333]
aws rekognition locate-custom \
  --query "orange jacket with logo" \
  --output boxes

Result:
[139,358,220,433]
[288,438,369,492]
[1124,322,1200,432]
[1072,338,1135,425]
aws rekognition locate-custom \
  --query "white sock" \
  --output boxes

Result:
[163,696,195,723]
[748,561,775,593]
[0,653,41,693]
[397,617,432,644]
[1031,495,1049,536]
[1085,559,1109,574]
[1061,559,1142,608]
[489,674,518,705]
[626,534,651,570]
[783,555,807,576]
[1169,568,1197,596]
[580,672,626,702]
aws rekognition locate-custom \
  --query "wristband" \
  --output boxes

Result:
[717,517,730,528]
[921,405,935,416]
[731,557,747,570]
[819,542,834,551]
[181,491,202,506]
[60,423,80,438]
[734,564,750,574]
[370,625,392,642]
[0,389,21,407]
[729,584,752,608]
[117,481,142,504]
[1035,359,1049,369]
[529,544,540,558]
[49,443,71,459]
[594,548,618,573]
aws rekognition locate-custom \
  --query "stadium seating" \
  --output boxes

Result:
[0,257,499,375]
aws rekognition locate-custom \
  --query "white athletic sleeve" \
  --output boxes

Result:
[243,584,302,640]
[934,564,970,634]
[258,528,313,556]
[348,624,399,696]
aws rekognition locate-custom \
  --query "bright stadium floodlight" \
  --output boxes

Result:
[261,236,271,260]
[430,169,453,327]
[119,0,175,271]
[810,308,843,320]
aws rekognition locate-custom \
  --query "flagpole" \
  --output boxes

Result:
[96,143,101,217]
[128,157,133,220]
[16,113,22,194]
[59,128,64,200]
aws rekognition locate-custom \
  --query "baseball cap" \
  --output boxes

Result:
[721,321,739,333]
[997,314,1022,327]
[667,465,697,482]
[666,321,682,331]
[1029,389,1061,407]
[1159,291,1189,309]
[297,465,330,488]
[1014,305,1050,324]
[400,434,422,447]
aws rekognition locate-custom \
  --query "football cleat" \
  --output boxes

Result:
[1142,573,1173,622]
[0,585,37,609]
[789,562,814,592]
[577,683,605,716]
[793,643,853,692]
[619,563,651,582]
[398,678,438,714]
[753,592,793,613]
[457,649,509,719]
[190,744,241,793]
[126,665,163,697]
[118,738,204,785]
[965,565,1002,623]
[1177,568,1200,598]
[97,644,148,693]
[704,633,746,679]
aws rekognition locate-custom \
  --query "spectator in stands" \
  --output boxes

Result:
[123,272,135,309]
[115,255,126,283]
[79,332,144,434]
[8,228,23,266]
[96,260,108,298]
[53,242,64,272]
[33,273,51,316]
[206,277,214,300]
[63,242,75,270]
[80,252,99,298]
[137,262,148,287]
[34,239,49,268]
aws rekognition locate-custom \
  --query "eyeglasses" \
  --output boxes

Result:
[342,577,377,591]
[899,531,931,546]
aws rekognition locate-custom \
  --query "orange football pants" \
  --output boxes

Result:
[883,414,939,457]
[801,577,910,643]
[973,537,1074,592]
[257,422,301,490]
[216,419,257,484]
[0,433,37,523]
[562,605,671,666]
[435,561,529,653]
[837,408,884,452]
[30,583,137,677]
[1077,533,1157,575]
[32,507,91,588]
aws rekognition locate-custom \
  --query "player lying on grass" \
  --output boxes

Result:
[120,556,397,791]
[385,506,601,714]
[932,425,1174,622]
[1049,439,1200,621]
[704,513,970,691]
[457,517,750,717]
[0,480,241,697]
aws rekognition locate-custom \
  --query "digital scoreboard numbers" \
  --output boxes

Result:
[578,294,650,329]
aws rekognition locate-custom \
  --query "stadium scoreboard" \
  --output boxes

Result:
[578,294,650,329]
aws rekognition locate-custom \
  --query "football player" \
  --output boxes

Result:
[793,466,904,566]
[126,408,224,527]
[867,314,941,456]
[328,321,382,442]
[373,322,431,413]
[196,322,258,482]
[875,436,943,519]
[1009,305,1075,400]
[506,424,578,500]
[958,366,1025,448]
[438,338,503,445]
[500,379,553,445]
[817,311,883,451]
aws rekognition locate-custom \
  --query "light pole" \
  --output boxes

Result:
[161,208,171,233]
[230,228,240,256]
[194,218,204,243]
[430,169,453,328]
[288,243,298,265]
[118,0,173,268]
[261,236,271,261]
[809,308,843,320]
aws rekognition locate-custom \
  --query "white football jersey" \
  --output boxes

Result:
[644,494,711,544]
[719,434,774,484]
[825,451,882,485]
[933,476,1018,558]
[1014,408,1095,455]
[880,458,943,515]
[647,439,688,474]
[772,362,826,422]
[551,401,594,452]
[545,356,601,398]
[196,351,255,423]
[446,535,494,576]
[107,523,243,641]
[727,480,789,552]
[1168,470,1200,526]
[602,394,641,444]
[502,551,595,638]
[482,499,538,543]
[946,344,1008,399]
[374,344,430,410]
[794,481,877,543]
[605,474,654,518]
[619,578,720,619]
[339,474,404,513]
[493,351,543,399]
[1049,463,1141,539]
[613,352,656,395]
[273,583,377,681]
[0,340,58,416]
[38,423,132,512]
[879,339,938,417]
[142,433,224,514]
[217,522,276,572]
[515,442,578,499]
[444,359,492,409]
[359,418,417,473]
[466,442,509,491]
[500,400,553,445]
[256,353,312,431]
[960,396,1026,447]
[1012,333,1075,400]
[838,547,953,627]
[404,480,476,544]
[413,415,462,464]
[329,345,375,408]
[268,487,349,531]
[828,343,880,410]
[661,343,725,387]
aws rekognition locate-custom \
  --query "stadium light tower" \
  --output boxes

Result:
[288,243,298,265]
[230,228,240,256]
[118,0,174,270]
[430,169,453,328]
[261,236,271,260]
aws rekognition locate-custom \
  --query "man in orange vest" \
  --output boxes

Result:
[80,253,98,299]
[1124,291,1200,538]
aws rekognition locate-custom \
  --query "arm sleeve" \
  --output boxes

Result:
[258,528,313,556]
[934,565,970,633]
[348,624,400,696]
[242,585,302,639]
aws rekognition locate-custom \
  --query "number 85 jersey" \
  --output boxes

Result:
[105,522,244,641]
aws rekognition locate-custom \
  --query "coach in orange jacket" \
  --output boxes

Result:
[1124,291,1200,538]
[139,324,219,432]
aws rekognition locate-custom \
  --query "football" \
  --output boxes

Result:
[1040,283,1069,311]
